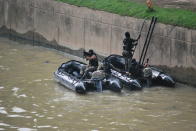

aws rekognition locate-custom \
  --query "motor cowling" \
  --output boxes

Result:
[143,67,152,78]
[75,82,86,94]
[108,78,122,92]
[91,70,105,80]
[129,80,142,90]
[160,74,175,87]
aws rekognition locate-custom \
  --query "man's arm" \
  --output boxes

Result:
[86,54,96,60]
[133,34,141,42]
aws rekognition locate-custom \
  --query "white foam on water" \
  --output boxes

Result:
[37,125,51,128]
[12,87,19,92]
[0,107,7,114]
[7,114,32,119]
[0,128,5,130]
[50,106,55,108]
[0,65,9,71]
[57,114,63,117]
[32,104,39,107]
[7,115,24,118]
[33,119,37,123]
[12,107,26,113]
[33,79,42,82]
[0,86,4,89]
[82,119,88,122]
[0,110,7,114]
[0,123,10,127]
[44,78,52,81]
[17,128,36,131]
[47,117,54,120]
[17,94,27,98]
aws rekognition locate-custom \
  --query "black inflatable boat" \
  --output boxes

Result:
[103,54,175,88]
[54,60,122,94]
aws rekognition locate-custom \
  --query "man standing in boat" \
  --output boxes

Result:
[122,31,141,71]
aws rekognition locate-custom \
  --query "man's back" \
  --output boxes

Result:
[123,38,135,51]
[89,53,98,67]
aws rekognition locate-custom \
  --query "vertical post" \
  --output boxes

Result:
[139,16,155,64]
[83,18,85,50]
[141,17,157,65]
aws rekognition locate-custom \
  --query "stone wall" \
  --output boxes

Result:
[0,0,196,85]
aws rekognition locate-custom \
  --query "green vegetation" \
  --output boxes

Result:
[57,0,196,29]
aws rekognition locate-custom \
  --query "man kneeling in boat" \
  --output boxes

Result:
[91,61,116,92]
[143,58,152,87]
[81,49,99,79]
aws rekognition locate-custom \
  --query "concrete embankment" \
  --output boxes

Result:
[0,0,196,86]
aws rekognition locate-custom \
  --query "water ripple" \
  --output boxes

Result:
[12,107,26,113]
[0,65,9,71]
[37,125,51,128]
[12,87,19,96]
[17,128,36,131]
[0,107,7,114]
[0,123,10,127]
[17,94,27,98]
[7,114,32,118]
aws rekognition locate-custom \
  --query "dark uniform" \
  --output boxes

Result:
[88,50,98,67]
[122,32,138,58]
[129,59,143,78]
[81,50,98,79]
[122,32,139,71]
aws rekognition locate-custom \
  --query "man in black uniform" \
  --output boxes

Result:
[81,49,99,79]
[86,49,98,68]
[122,32,140,58]
[122,32,140,71]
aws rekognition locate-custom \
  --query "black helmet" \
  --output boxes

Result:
[88,49,94,55]
[125,32,130,38]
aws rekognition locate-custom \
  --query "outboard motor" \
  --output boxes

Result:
[108,78,122,92]
[91,70,106,92]
[143,67,153,88]
[159,74,175,87]
[129,80,142,90]
[75,82,86,94]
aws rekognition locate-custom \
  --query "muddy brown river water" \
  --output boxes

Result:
[0,38,196,131]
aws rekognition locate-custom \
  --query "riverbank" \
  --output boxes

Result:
[57,0,196,29]
[130,0,196,11]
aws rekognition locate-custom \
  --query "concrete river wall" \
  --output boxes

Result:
[0,0,196,86]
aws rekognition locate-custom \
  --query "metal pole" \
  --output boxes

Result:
[139,16,154,64]
[132,19,146,59]
[141,17,157,65]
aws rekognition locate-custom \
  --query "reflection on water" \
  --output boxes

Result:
[0,38,196,131]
